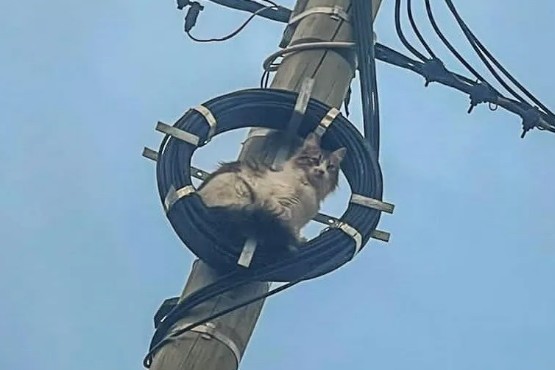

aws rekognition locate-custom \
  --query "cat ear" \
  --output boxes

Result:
[331,147,347,162]
[303,132,321,147]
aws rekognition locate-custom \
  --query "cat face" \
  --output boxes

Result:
[293,133,347,195]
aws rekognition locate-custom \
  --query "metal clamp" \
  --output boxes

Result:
[170,322,242,366]
[289,6,349,27]
[156,121,200,147]
[350,194,395,214]
[191,105,217,143]
[272,77,315,168]
[331,221,363,253]
[314,107,341,137]
[238,238,257,268]
[164,185,196,212]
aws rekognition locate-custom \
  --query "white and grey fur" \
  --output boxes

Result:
[197,132,347,253]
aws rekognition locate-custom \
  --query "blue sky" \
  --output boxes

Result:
[1,1,554,369]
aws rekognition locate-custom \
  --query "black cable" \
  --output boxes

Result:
[186,5,277,42]
[406,0,436,59]
[353,0,381,156]
[443,0,555,118]
[394,0,428,61]
[424,0,494,90]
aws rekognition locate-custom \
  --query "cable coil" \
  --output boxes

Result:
[156,88,383,282]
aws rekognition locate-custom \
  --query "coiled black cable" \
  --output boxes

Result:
[145,88,384,366]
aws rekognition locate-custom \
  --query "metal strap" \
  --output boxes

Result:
[192,105,217,142]
[237,238,257,268]
[350,194,395,214]
[273,78,315,168]
[170,322,242,365]
[164,185,196,212]
[314,107,341,137]
[142,147,159,162]
[156,121,200,147]
[289,6,349,26]
[332,221,363,253]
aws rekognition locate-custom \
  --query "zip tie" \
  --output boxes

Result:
[288,6,349,26]
[350,194,395,214]
[331,221,363,253]
[169,322,242,366]
[164,185,196,212]
[313,107,341,137]
[156,121,200,147]
[192,105,217,143]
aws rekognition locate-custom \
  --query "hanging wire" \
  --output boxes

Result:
[186,4,278,42]
[394,0,428,61]
[443,0,554,118]
[406,0,436,59]
[423,0,497,90]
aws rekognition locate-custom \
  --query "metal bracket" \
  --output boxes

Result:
[289,6,349,27]
[191,105,217,143]
[272,77,315,168]
[142,147,159,162]
[331,221,363,253]
[314,213,391,244]
[350,194,395,214]
[164,185,196,212]
[170,322,242,366]
[237,238,257,268]
[313,107,341,137]
[156,121,200,147]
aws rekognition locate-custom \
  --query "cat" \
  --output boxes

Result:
[197,132,347,254]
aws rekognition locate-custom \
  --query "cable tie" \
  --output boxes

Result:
[192,105,218,143]
[313,107,341,137]
[350,194,395,214]
[164,185,196,212]
[331,221,363,253]
[156,121,201,147]
[288,6,349,27]
[170,322,242,366]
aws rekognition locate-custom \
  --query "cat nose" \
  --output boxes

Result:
[315,168,325,176]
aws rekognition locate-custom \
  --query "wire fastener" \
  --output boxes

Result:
[156,121,201,147]
[350,194,395,214]
[169,321,242,366]
[164,185,196,212]
[192,105,218,143]
[313,107,341,137]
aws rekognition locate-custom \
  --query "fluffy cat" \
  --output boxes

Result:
[197,132,347,254]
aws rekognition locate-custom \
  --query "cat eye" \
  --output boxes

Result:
[327,164,337,171]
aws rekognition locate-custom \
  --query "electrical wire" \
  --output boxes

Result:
[394,0,427,61]
[406,0,436,59]
[424,0,493,87]
[353,0,381,155]
[443,0,555,118]
[186,5,277,42]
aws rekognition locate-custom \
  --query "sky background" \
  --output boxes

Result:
[1,1,554,369]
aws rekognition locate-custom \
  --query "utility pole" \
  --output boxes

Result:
[149,1,383,369]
